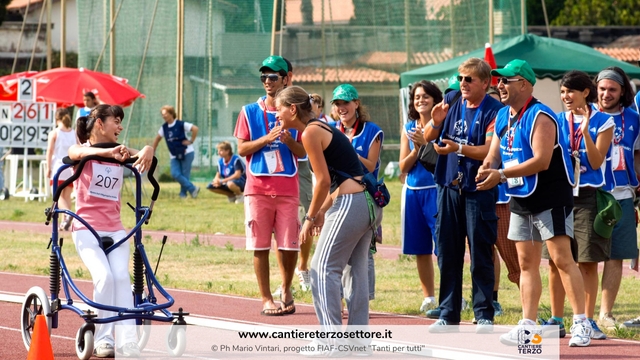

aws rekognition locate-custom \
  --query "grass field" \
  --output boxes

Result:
[0,178,639,339]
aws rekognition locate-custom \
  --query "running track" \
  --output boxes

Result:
[0,221,638,359]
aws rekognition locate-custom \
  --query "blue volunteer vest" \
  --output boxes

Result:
[434,91,503,192]
[496,101,574,198]
[497,183,510,204]
[593,106,640,191]
[557,111,613,188]
[329,120,384,178]
[243,101,298,177]
[218,154,246,180]
[162,120,188,156]
[404,120,436,189]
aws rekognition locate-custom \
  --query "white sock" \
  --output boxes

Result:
[573,314,587,324]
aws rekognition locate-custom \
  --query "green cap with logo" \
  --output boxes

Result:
[445,73,460,94]
[491,59,537,85]
[593,189,623,238]
[259,55,288,73]
[331,84,359,103]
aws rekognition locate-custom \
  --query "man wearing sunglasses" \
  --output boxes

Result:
[477,59,593,347]
[424,57,503,334]
[234,55,306,316]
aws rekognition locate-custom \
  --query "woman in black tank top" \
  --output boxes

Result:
[275,86,381,337]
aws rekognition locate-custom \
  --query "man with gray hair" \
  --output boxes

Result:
[592,67,640,329]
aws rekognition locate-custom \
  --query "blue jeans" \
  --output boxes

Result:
[170,152,196,197]
[435,185,497,323]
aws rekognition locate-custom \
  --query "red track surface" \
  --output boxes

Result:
[0,221,638,359]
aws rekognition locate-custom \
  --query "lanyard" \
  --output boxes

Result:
[507,96,534,152]
[461,95,487,143]
[340,119,360,143]
[568,110,587,153]
[262,105,272,134]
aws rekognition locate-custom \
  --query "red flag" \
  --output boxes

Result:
[485,43,498,87]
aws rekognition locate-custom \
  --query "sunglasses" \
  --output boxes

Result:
[457,75,474,83]
[260,74,282,83]
[498,77,525,85]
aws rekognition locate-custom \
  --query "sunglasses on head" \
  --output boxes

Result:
[457,75,474,83]
[498,77,525,85]
[260,74,282,83]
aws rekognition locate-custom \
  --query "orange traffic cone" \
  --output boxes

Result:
[26,314,54,360]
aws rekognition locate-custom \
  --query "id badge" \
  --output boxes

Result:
[504,159,524,188]
[573,155,580,197]
[611,145,626,171]
[264,149,285,174]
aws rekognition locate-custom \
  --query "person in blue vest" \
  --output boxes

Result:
[592,67,640,330]
[423,57,502,333]
[207,141,246,203]
[541,70,614,340]
[152,105,200,199]
[234,55,306,316]
[76,91,99,120]
[477,59,593,347]
[399,80,442,314]
[327,84,382,304]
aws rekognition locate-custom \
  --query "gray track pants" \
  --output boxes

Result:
[311,192,381,326]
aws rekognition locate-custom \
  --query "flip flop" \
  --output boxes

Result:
[281,298,296,315]
[261,308,283,316]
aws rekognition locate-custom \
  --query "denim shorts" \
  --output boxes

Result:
[508,206,574,242]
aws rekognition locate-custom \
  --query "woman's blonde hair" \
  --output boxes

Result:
[275,86,315,121]
[55,108,72,128]
[217,141,233,154]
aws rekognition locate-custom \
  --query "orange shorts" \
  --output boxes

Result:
[244,194,300,251]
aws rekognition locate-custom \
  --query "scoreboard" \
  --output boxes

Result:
[0,78,55,149]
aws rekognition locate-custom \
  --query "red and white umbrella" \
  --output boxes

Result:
[0,71,38,101]
[0,67,144,107]
[484,43,498,87]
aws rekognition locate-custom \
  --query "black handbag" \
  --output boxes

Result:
[417,142,438,173]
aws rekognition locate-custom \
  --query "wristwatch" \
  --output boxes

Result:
[499,169,507,183]
[304,215,315,223]
[456,144,463,155]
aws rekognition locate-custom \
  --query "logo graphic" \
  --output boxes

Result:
[356,146,363,151]
[454,118,467,136]
[517,327,543,355]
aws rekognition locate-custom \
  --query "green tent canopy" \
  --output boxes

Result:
[400,34,640,87]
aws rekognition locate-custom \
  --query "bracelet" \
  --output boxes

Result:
[304,215,315,223]
[429,120,442,129]
[456,143,463,155]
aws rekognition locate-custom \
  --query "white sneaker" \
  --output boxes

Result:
[119,342,141,357]
[569,321,592,347]
[271,286,295,298]
[296,268,311,291]
[234,194,244,204]
[94,342,115,358]
[419,297,437,313]
[500,319,538,346]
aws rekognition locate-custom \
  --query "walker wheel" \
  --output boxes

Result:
[75,323,94,360]
[137,318,152,351]
[20,286,51,351]
[166,324,187,357]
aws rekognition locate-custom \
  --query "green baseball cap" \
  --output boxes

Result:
[259,55,288,73]
[331,84,359,103]
[445,73,460,94]
[491,59,537,85]
[593,189,623,238]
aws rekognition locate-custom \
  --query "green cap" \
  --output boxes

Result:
[491,59,537,85]
[331,84,359,103]
[445,73,460,94]
[259,55,288,73]
[593,189,623,238]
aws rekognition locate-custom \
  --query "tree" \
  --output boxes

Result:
[552,0,640,26]
[527,0,565,26]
